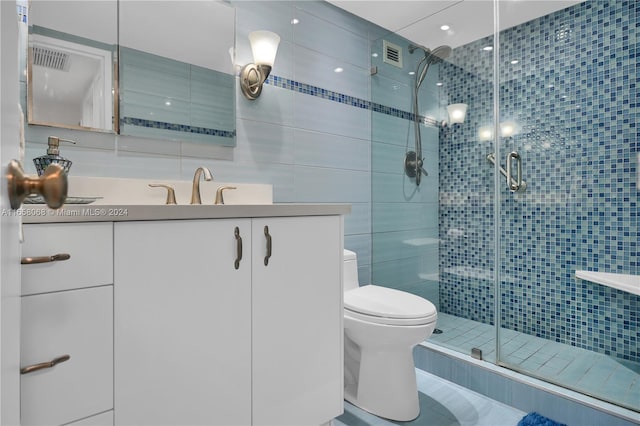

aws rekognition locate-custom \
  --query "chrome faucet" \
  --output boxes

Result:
[190,167,213,204]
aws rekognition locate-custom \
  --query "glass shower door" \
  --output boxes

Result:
[496,0,639,411]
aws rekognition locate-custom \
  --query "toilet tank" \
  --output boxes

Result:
[343,249,359,291]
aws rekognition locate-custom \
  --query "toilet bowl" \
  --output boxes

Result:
[343,249,437,421]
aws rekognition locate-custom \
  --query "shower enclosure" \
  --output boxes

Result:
[370,0,638,413]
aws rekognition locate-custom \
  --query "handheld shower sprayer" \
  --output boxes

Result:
[405,44,451,186]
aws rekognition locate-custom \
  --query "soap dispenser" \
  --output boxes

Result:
[33,136,75,176]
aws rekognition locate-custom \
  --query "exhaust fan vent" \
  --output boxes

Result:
[32,46,71,72]
[383,40,402,68]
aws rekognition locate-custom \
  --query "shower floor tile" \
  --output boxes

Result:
[335,369,526,426]
[430,313,640,411]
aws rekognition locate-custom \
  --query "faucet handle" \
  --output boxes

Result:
[149,184,177,205]
[215,186,237,205]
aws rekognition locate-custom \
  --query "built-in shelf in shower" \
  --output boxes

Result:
[403,237,440,247]
[575,270,640,296]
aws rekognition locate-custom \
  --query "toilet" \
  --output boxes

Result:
[343,249,437,421]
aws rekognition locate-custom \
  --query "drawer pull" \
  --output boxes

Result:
[21,253,71,265]
[20,354,70,375]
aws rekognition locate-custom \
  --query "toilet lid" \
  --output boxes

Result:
[344,285,437,320]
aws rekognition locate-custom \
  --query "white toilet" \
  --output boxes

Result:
[343,249,437,421]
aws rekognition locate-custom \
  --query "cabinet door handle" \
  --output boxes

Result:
[21,253,71,265]
[20,354,70,375]
[264,226,272,266]
[234,227,242,270]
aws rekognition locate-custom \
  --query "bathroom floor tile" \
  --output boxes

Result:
[429,313,640,412]
[335,369,526,426]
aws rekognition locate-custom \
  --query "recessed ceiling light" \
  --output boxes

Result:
[165,101,172,106]
[372,53,378,58]
[408,71,416,76]
[440,24,450,31]
[510,59,519,64]
[483,46,493,51]
[291,18,299,25]
[436,82,443,86]
[334,67,343,73]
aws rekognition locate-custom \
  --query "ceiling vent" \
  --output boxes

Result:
[32,45,71,72]
[383,40,403,68]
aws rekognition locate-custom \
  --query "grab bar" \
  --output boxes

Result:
[486,153,527,192]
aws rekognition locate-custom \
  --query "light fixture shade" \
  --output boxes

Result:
[478,125,493,141]
[248,30,280,66]
[500,121,519,137]
[447,103,468,124]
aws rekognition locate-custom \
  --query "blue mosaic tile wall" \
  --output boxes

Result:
[439,0,639,362]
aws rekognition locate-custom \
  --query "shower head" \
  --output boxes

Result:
[414,45,451,89]
[426,45,452,64]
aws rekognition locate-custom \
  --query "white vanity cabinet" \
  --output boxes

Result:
[21,204,347,426]
[113,215,343,426]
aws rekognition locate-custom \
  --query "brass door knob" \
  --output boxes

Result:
[7,160,68,209]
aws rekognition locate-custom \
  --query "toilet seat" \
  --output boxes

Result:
[344,285,437,326]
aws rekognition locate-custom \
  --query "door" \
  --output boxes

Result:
[1,2,23,424]
[496,0,639,412]
[114,219,252,426]
[251,215,343,426]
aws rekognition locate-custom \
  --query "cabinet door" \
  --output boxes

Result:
[21,286,113,426]
[114,219,251,426]
[252,216,343,425]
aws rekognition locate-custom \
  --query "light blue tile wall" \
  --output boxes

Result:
[370,30,443,305]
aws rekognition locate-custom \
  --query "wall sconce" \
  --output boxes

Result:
[240,30,280,100]
[446,103,468,124]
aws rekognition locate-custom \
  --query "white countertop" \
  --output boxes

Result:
[17,176,349,223]
[21,203,351,223]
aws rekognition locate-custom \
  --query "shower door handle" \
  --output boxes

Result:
[505,151,522,192]
[486,153,527,192]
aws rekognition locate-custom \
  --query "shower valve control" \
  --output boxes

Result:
[404,151,428,183]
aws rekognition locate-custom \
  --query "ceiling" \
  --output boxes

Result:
[327,0,583,49]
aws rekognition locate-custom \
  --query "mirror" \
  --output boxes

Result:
[27,1,117,132]
[118,1,236,146]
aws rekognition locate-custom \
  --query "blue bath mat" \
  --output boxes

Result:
[518,412,566,426]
